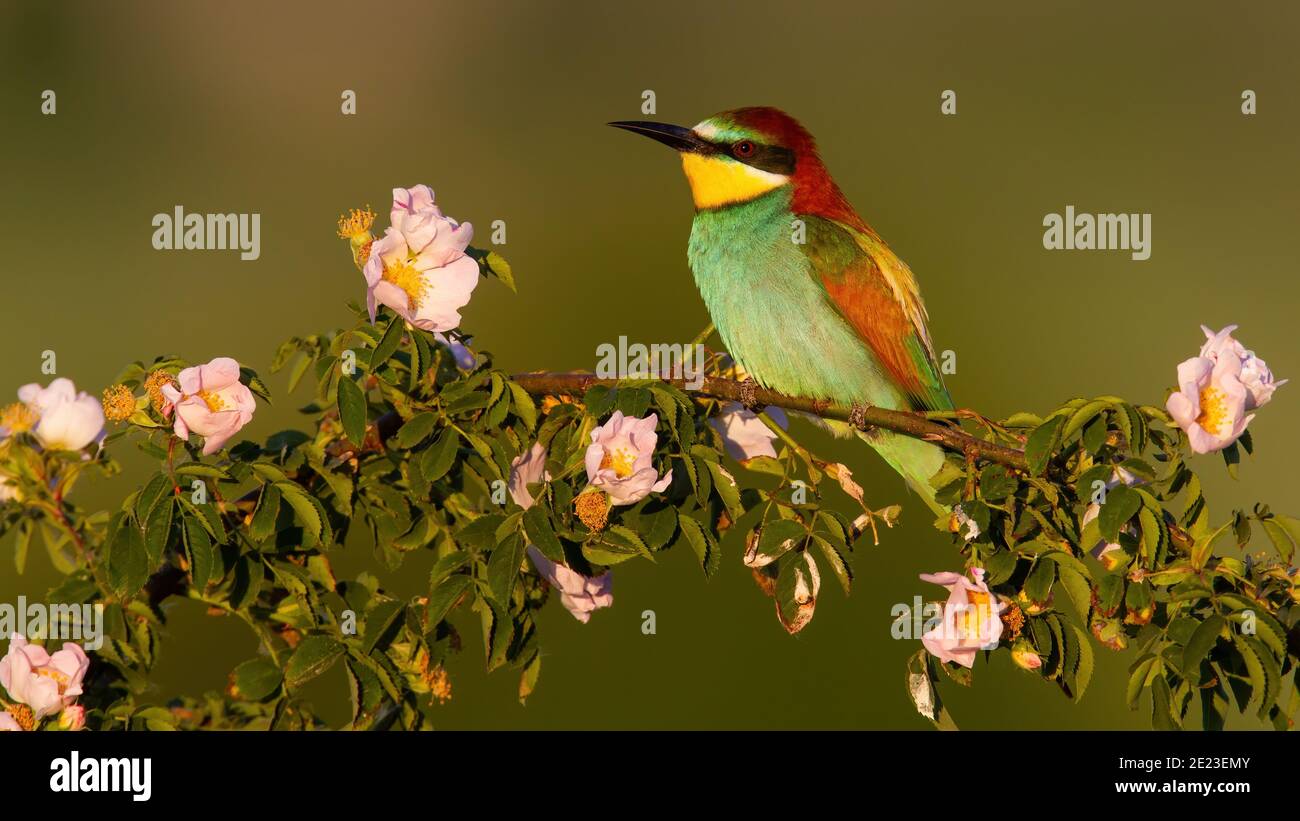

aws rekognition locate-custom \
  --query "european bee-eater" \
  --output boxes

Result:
[611,107,953,513]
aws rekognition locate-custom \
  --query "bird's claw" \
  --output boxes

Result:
[849,402,871,431]
[738,377,761,412]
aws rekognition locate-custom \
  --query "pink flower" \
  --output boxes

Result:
[526,546,613,623]
[16,378,104,451]
[160,357,256,455]
[1166,349,1252,454]
[362,185,479,333]
[57,704,85,731]
[510,444,613,623]
[918,568,1005,668]
[584,411,672,506]
[1198,325,1285,410]
[508,442,550,510]
[0,712,21,731]
[709,403,786,462]
[0,634,89,719]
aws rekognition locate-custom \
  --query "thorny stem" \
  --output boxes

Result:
[511,372,1029,471]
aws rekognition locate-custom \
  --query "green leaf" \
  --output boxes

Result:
[676,516,719,578]
[337,374,367,446]
[1098,485,1141,543]
[1182,615,1225,684]
[233,658,282,701]
[249,484,281,542]
[143,495,174,566]
[394,412,439,449]
[703,460,744,521]
[361,600,407,654]
[427,575,473,625]
[284,636,345,690]
[420,427,459,483]
[275,481,323,546]
[1023,558,1056,606]
[183,516,215,590]
[371,315,405,371]
[487,533,527,604]
[1055,565,1092,624]
[523,505,564,563]
[107,519,150,596]
[508,382,538,431]
[1024,416,1065,475]
[753,519,807,565]
[1126,655,1158,710]
[1150,675,1180,730]
[1070,624,1094,702]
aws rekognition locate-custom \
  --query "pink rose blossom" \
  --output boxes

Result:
[0,712,21,731]
[918,568,1005,668]
[362,185,479,333]
[16,378,104,451]
[525,546,614,623]
[584,411,672,506]
[1197,325,1285,410]
[160,357,256,455]
[508,442,550,510]
[0,634,90,719]
[510,444,613,623]
[709,403,786,462]
[1166,349,1252,454]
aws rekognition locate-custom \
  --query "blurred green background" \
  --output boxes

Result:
[1,0,1296,729]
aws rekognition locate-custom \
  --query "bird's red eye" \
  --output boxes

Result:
[733,140,756,159]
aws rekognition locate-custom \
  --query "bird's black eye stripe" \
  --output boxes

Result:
[708,140,795,175]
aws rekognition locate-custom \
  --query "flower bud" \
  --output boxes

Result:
[57,704,85,731]
[1010,640,1042,671]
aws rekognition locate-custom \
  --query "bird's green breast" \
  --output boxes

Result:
[687,190,906,409]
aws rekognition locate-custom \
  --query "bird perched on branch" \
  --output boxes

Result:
[611,107,953,514]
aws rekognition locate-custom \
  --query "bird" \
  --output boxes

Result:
[610,107,953,514]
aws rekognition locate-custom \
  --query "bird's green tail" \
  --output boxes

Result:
[857,428,949,517]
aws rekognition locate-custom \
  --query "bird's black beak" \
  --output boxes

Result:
[607,121,710,153]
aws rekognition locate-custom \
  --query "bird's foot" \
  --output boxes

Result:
[738,377,761,412]
[848,402,872,431]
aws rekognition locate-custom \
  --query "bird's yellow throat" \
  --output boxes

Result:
[680,153,788,209]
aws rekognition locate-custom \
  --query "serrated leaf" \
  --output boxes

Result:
[284,636,344,689]
[337,374,367,446]
[394,412,438,449]
[233,658,282,701]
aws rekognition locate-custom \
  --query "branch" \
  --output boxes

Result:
[510,373,1027,471]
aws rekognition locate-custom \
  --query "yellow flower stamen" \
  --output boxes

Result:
[102,384,135,422]
[598,447,636,479]
[1195,386,1229,436]
[336,206,375,240]
[0,402,36,434]
[426,664,452,705]
[1001,602,1025,640]
[574,490,610,532]
[197,389,226,412]
[35,666,70,692]
[144,370,177,413]
[382,259,428,312]
[960,590,991,640]
[5,704,34,731]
